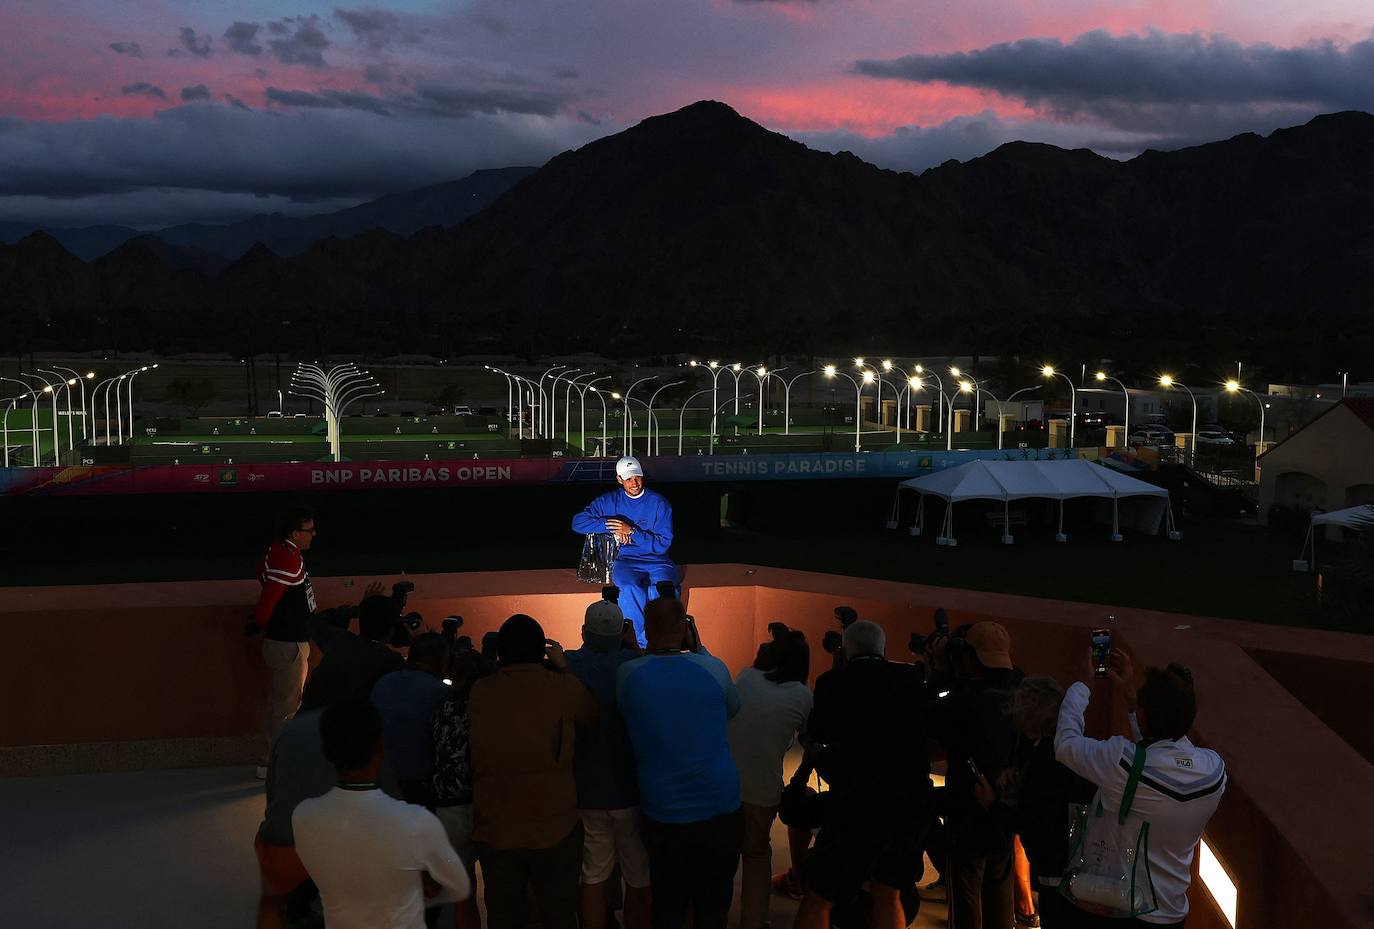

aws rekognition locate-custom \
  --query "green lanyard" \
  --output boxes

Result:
[1118,743,1148,825]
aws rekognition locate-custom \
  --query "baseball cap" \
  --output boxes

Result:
[616,456,643,480]
[964,621,1013,670]
[583,599,625,652]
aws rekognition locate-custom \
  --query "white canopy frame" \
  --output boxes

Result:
[1294,504,1374,572]
[889,459,1180,546]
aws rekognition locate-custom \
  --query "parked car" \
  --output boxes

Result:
[453,405,474,416]
[1077,410,1118,428]
[1196,426,1236,446]
[1129,424,1175,447]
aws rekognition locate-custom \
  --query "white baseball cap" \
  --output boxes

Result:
[615,456,643,480]
[584,599,625,637]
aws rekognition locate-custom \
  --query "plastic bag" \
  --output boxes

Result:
[1059,744,1158,918]
[576,532,619,585]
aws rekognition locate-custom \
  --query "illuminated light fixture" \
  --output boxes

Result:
[914,364,924,374]
[1042,365,1056,377]
[85,372,95,379]
[757,367,767,377]
[854,357,865,366]
[1224,379,1240,392]
[882,360,893,371]
[950,366,961,377]
[958,381,973,393]
[1096,372,1107,381]
[708,361,718,369]
[824,364,837,377]
[861,370,875,383]
[909,376,922,389]
[689,360,698,367]
[610,392,622,400]
[1159,374,1174,387]
[731,363,741,372]
[1198,839,1237,928]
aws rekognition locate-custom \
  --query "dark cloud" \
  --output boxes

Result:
[268,17,330,68]
[121,82,168,101]
[180,84,212,102]
[265,86,393,116]
[335,8,403,50]
[226,95,254,112]
[363,62,394,84]
[404,81,569,118]
[854,30,1374,116]
[109,41,143,59]
[0,101,599,215]
[177,26,213,59]
[223,22,264,57]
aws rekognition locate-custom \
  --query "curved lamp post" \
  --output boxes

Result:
[576,376,611,452]
[587,387,612,455]
[535,364,567,438]
[677,388,715,455]
[645,380,685,455]
[0,378,40,465]
[622,376,657,456]
[782,370,816,436]
[1095,371,1131,441]
[914,364,944,433]
[1224,379,1267,452]
[484,365,517,437]
[38,370,80,457]
[1041,365,1077,449]
[19,372,61,464]
[50,366,95,441]
[1158,375,1197,466]
[124,364,159,441]
[824,364,873,452]
[688,360,735,447]
[548,368,584,444]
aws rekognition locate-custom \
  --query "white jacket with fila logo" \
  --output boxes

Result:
[1055,681,1227,924]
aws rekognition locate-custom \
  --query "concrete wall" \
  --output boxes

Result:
[3,566,1373,929]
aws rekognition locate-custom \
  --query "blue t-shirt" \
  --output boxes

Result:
[371,668,451,783]
[617,651,741,824]
[571,488,674,563]
[565,646,642,810]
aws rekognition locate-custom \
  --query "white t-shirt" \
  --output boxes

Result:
[727,667,814,807]
[293,786,471,929]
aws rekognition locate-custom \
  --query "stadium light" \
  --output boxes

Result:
[1042,365,1077,448]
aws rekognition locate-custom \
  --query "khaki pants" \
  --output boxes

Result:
[261,639,309,761]
[739,803,779,929]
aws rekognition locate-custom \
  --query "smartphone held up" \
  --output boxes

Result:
[1091,627,1113,678]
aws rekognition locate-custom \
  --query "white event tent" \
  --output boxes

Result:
[890,458,1178,546]
[1295,503,1374,571]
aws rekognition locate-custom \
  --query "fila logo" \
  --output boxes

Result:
[1175,757,1194,768]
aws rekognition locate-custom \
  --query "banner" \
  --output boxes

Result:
[0,447,1096,496]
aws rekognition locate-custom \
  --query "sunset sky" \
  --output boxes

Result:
[3,0,1372,226]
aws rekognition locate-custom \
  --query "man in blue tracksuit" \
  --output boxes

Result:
[572,456,679,646]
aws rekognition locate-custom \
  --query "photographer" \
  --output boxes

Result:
[728,624,813,929]
[302,586,410,708]
[431,629,490,929]
[372,632,451,807]
[564,593,651,929]
[468,614,599,929]
[929,622,1023,929]
[794,621,930,929]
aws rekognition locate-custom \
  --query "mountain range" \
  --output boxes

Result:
[0,166,536,261]
[2,102,1372,376]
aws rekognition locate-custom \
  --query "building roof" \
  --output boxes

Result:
[1259,398,1374,461]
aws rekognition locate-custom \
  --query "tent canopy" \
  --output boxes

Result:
[894,458,1174,542]
[899,458,1169,502]
[1310,504,1374,529]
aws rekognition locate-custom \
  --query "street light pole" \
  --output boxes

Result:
[51,366,95,441]
[622,376,657,456]
[548,368,583,445]
[577,377,611,452]
[646,380,684,455]
[1225,380,1267,452]
[0,378,39,465]
[1159,375,1197,466]
[20,372,61,465]
[824,365,871,452]
[1095,372,1131,442]
[1041,366,1078,449]
[535,364,567,439]
[914,365,945,433]
[677,388,714,455]
[38,371,79,456]
[782,370,816,435]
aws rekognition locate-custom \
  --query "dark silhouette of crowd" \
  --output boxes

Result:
[250,513,1227,929]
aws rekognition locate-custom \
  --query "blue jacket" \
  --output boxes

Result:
[572,488,674,562]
